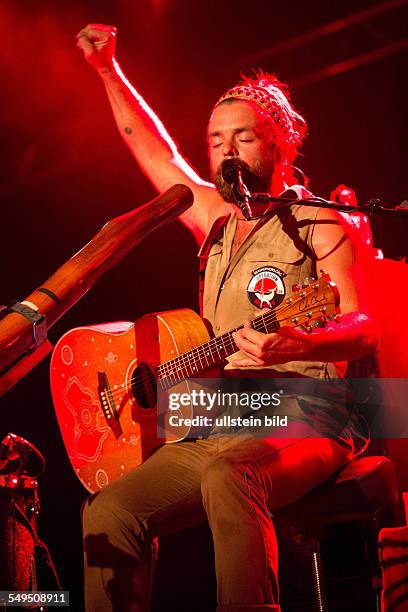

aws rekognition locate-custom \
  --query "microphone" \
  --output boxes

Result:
[220,159,293,220]
[0,433,19,469]
[221,158,249,188]
[221,159,252,218]
[0,433,45,477]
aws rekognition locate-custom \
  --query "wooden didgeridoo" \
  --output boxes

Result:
[0,183,193,382]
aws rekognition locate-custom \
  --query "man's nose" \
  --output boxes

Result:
[222,140,238,157]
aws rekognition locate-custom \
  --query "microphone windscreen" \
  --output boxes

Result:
[221,158,249,184]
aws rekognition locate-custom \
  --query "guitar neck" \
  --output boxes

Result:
[156,311,280,388]
[155,273,338,389]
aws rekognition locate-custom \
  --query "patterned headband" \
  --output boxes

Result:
[215,83,307,153]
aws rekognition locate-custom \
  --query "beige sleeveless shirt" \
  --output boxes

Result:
[198,187,344,379]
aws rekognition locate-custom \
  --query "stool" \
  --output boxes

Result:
[274,456,399,612]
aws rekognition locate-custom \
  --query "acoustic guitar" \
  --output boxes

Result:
[50,271,339,492]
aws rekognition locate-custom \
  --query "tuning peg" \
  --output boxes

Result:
[302,276,316,287]
[292,284,301,292]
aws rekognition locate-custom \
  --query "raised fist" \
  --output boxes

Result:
[76,24,117,70]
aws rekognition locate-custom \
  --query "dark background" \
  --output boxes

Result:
[1,0,407,609]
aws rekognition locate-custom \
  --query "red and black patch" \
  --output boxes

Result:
[247,266,286,309]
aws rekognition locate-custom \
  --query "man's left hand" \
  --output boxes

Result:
[232,320,311,367]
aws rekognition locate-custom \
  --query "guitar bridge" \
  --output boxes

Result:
[97,371,123,438]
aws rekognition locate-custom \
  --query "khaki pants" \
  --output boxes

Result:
[82,422,353,612]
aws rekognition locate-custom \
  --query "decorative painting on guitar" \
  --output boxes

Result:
[50,271,339,493]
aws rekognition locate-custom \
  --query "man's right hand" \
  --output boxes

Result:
[76,24,117,71]
[75,22,225,241]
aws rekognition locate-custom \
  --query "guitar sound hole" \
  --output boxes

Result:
[131,363,157,409]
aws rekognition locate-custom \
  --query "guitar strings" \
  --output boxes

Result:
[105,322,273,402]
[154,277,332,384]
[105,282,332,404]
[105,284,333,404]
[156,314,276,385]
[105,309,280,402]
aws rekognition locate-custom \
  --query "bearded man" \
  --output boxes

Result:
[77,24,378,612]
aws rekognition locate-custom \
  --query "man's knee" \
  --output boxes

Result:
[81,490,118,533]
[82,488,149,566]
[201,453,257,497]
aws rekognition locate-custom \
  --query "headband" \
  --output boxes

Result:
[215,83,307,154]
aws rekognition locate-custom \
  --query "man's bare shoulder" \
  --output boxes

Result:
[178,181,231,243]
[312,206,367,252]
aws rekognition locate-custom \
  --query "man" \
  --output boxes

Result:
[77,24,378,612]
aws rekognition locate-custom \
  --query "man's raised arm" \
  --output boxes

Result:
[76,23,227,242]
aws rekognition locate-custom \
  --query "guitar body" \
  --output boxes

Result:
[50,272,339,493]
[50,309,211,493]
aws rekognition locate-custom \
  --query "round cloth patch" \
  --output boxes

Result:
[247,266,286,309]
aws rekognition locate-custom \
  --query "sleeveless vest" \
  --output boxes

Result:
[198,189,345,379]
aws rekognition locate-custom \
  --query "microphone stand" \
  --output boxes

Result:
[230,173,253,219]
[232,187,408,221]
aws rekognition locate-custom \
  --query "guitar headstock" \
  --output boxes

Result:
[276,270,340,332]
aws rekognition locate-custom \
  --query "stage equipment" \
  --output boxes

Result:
[0,433,60,599]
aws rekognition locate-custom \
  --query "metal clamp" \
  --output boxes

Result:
[0,300,48,349]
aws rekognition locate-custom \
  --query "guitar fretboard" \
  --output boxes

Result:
[156,310,279,389]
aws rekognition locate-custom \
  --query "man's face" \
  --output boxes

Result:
[207,100,277,203]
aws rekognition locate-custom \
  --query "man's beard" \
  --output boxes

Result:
[213,156,275,204]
